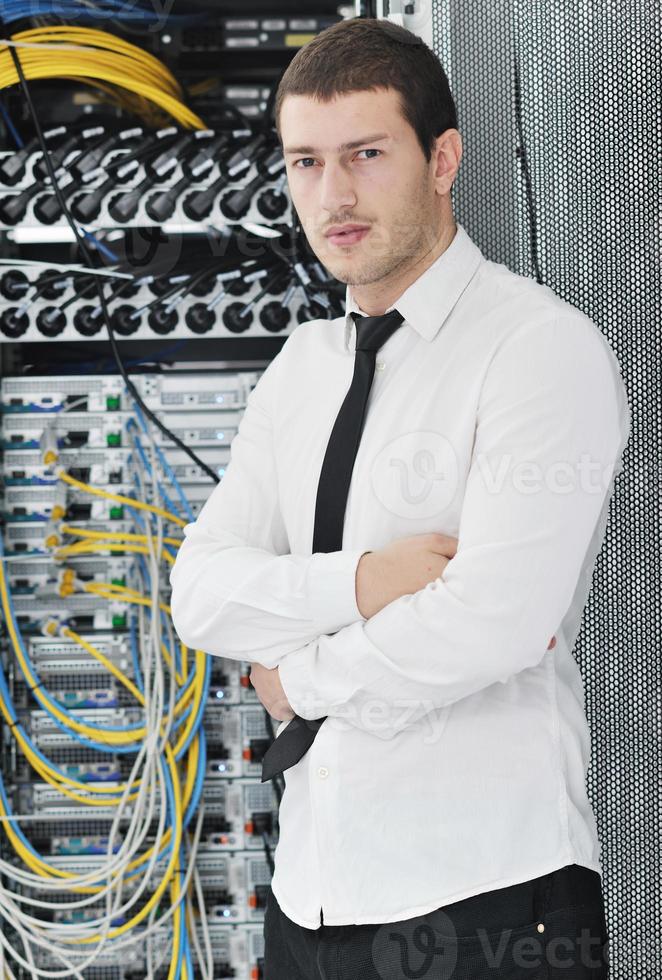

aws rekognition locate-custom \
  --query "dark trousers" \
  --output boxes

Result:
[263,863,610,979]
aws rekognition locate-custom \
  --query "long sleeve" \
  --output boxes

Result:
[277,316,631,736]
[168,351,367,668]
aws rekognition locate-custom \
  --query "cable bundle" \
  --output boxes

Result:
[0,27,206,129]
[0,396,214,980]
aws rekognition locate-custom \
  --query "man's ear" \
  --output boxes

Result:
[432,129,462,196]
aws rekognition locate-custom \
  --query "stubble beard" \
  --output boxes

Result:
[313,188,438,288]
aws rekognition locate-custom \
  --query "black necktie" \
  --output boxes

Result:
[261,308,406,782]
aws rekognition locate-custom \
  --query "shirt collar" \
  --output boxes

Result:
[342,220,483,353]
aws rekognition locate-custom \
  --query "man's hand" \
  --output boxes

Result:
[355,532,459,619]
[356,532,557,650]
[249,662,296,721]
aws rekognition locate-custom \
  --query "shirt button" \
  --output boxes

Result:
[317,766,329,779]
[376,360,386,371]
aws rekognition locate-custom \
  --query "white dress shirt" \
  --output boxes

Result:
[169,221,631,929]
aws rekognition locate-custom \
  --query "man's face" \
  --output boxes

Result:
[280,87,441,287]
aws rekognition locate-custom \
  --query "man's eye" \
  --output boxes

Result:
[293,149,382,169]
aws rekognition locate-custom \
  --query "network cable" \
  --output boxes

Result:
[0,28,206,129]
[0,410,212,976]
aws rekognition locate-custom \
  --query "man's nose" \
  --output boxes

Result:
[318,161,357,214]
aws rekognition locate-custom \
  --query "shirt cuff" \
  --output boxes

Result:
[277,642,323,720]
[307,548,368,634]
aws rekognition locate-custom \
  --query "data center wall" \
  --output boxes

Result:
[431,3,659,978]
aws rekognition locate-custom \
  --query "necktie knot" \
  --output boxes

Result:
[351,308,405,352]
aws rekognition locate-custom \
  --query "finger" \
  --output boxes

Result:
[428,532,458,555]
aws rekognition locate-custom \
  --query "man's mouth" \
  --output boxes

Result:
[325,226,371,247]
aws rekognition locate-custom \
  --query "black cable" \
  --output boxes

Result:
[6,40,222,484]
[56,271,139,316]
[15,272,68,305]
[514,51,542,284]
[98,133,175,174]
[137,255,281,319]
[262,830,275,877]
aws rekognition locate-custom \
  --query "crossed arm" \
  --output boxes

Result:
[169,317,629,737]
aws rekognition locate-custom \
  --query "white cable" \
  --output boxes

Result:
[0,258,134,280]
[191,859,214,980]
[0,38,136,54]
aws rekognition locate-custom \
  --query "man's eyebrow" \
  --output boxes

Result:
[284,134,390,156]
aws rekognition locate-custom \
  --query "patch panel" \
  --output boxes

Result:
[7,591,129,631]
[21,632,134,674]
[194,778,279,852]
[189,922,264,980]
[205,851,272,923]
[0,369,262,413]
[12,743,124,784]
[0,293,300,342]
[33,944,145,975]
[1,410,128,450]
[0,266,303,340]
[4,556,132,593]
[182,14,341,52]
[50,833,122,855]
[0,133,292,230]
[15,681,120,711]
[4,517,143,552]
[204,705,273,779]
[2,481,222,525]
[24,706,143,744]
[17,781,134,819]
[2,444,232,485]
[2,481,136,521]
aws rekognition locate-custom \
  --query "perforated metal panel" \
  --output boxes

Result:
[430,4,659,977]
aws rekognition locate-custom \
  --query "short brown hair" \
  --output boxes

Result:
[274,17,458,163]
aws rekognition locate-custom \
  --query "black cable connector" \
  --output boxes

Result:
[7,43,222,484]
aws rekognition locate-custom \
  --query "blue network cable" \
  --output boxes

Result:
[81,229,119,263]
[131,550,193,691]
[0,100,23,147]
[0,1,208,24]
[174,668,210,766]
[129,614,145,695]
[131,403,196,523]
[181,922,192,980]
[127,419,187,517]
[182,729,207,827]
[175,841,189,980]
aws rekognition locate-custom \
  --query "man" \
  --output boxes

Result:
[169,17,630,979]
